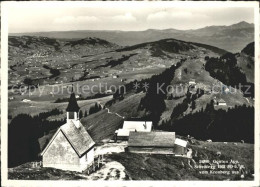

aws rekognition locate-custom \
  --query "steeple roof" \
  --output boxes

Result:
[66,91,80,112]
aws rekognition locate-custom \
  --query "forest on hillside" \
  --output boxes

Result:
[138,59,185,126]
[160,103,254,143]
[205,53,254,98]
[8,109,65,167]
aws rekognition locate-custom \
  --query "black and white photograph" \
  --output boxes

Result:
[1,1,259,186]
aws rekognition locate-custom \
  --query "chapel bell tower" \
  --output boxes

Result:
[66,86,80,121]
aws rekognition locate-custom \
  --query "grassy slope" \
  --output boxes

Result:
[9,141,254,180]
[8,95,113,118]
[108,141,254,180]
[81,92,145,142]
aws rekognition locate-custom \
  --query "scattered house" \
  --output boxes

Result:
[22,99,31,102]
[112,75,119,78]
[224,87,230,93]
[221,84,230,93]
[188,79,196,86]
[41,91,95,172]
[218,99,227,106]
[105,89,113,94]
[115,121,152,140]
[213,97,227,106]
[121,78,127,82]
[9,97,14,100]
[127,132,187,155]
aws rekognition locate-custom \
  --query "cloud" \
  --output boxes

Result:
[7,3,254,33]
[54,16,100,24]
[110,13,137,22]
[147,11,207,22]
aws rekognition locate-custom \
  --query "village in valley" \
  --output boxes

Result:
[7,4,255,181]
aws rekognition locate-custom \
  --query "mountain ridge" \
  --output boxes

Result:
[10,21,253,34]
[9,21,253,53]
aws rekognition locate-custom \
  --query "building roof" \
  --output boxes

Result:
[122,121,152,132]
[117,128,136,137]
[174,138,188,147]
[218,99,226,103]
[66,92,80,112]
[41,120,95,158]
[128,131,175,147]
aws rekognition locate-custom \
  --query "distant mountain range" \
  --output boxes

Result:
[10,21,254,53]
[8,36,119,59]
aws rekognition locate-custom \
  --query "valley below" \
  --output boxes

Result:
[7,22,255,180]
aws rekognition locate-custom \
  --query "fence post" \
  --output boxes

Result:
[98,155,100,168]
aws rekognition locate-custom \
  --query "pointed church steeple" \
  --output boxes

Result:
[66,85,80,121]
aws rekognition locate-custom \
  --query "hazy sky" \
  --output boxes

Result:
[6,2,255,33]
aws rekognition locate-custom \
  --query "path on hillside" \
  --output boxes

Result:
[99,103,125,119]
[105,108,125,119]
[245,97,250,104]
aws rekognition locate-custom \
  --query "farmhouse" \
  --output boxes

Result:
[218,99,227,106]
[115,121,152,141]
[41,91,95,172]
[188,79,196,86]
[112,75,119,78]
[127,132,188,155]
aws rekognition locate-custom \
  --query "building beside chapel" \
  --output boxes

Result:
[115,121,153,140]
[127,131,188,155]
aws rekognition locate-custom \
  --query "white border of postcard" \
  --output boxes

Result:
[1,1,259,187]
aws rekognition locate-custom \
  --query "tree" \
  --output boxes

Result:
[191,100,196,110]
[89,102,102,115]
[89,106,95,115]
[24,77,33,87]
